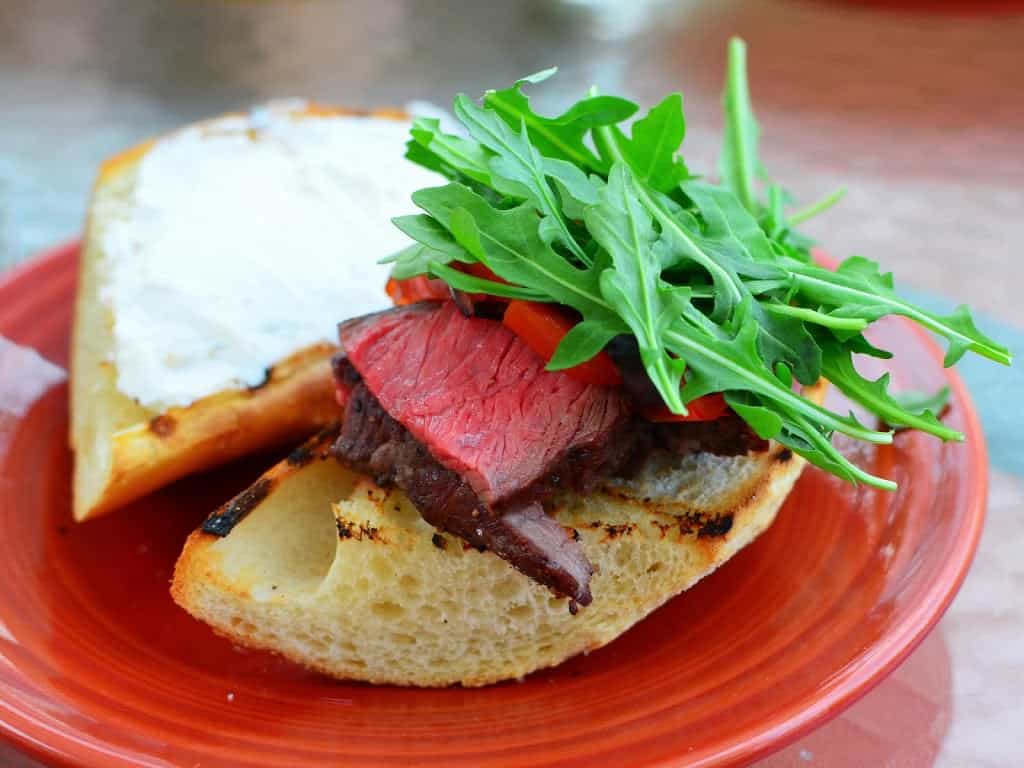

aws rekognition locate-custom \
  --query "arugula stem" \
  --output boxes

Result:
[484,93,603,172]
[724,38,757,214]
[788,187,846,226]
[429,262,548,301]
[766,185,785,238]
[652,355,685,413]
[619,168,686,413]
[763,303,867,331]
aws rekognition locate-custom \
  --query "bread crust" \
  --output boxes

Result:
[70,105,404,521]
[172,384,824,687]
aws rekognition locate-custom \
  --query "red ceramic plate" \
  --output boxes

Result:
[0,243,986,768]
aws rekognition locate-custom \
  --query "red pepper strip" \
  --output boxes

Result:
[641,393,729,423]
[386,264,511,308]
[502,300,622,387]
[385,276,450,306]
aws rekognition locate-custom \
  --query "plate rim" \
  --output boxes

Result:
[0,241,989,768]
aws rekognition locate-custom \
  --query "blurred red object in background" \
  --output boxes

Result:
[822,0,1024,13]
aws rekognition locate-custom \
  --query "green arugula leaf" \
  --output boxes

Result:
[380,244,451,281]
[543,157,602,214]
[638,189,745,323]
[842,332,894,359]
[627,94,690,191]
[407,117,493,184]
[593,94,690,193]
[484,71,637,173]
[786,257,1012,366]
[718,40,844,237]
[680,181,778,266]
[725,389,890,487]
[413,182,612,317]
[762,184,789,240]
[776,414,898,490]
[678,181,822,382]
[749,304,823,385]
[724,392,784,439]
[762,303,868,332]
[405,138,451,179]
[789,187,847,226]
[453,94,592,263]
[548,317,628,371]
[594,149,747,323]
[585,164,687,411]
[384,211,476,280]
[820,342,962,441]
[892,386,952,418]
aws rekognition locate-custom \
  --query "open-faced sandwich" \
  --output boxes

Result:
[75,39,1010,687]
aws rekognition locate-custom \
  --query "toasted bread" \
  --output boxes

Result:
[70,105,412,521]
[172,383,823,687]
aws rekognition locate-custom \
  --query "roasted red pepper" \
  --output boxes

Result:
[641,393,729,423]
[502,300,622,387]
[385,276,450,306]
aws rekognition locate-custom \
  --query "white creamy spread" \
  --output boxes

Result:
[100,101,438,410]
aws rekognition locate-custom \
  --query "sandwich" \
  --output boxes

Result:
[172,39,1009,686]
[70,101,438,521]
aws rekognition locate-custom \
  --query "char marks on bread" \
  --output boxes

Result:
[334,372,598,603]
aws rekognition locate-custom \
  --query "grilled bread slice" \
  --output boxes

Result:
[172,383,823,687]
[70,105,412,521]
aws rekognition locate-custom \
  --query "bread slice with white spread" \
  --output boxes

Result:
[70,102,436,521]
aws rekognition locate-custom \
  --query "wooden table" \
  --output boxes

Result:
[2,1,1021,765]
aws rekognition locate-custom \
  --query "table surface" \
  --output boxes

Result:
[1,0,1022,765]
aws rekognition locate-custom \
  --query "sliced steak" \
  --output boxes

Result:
[334,366,597,603]
[339,302,631,507]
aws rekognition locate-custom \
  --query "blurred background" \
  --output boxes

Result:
[1,2,1022,766]
[1,0,1022,319]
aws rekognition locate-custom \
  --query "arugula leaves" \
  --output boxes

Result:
[785,257,1011,366]
[385,37,1011,491]
[483,68,636,174]
[586,165,687,411]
